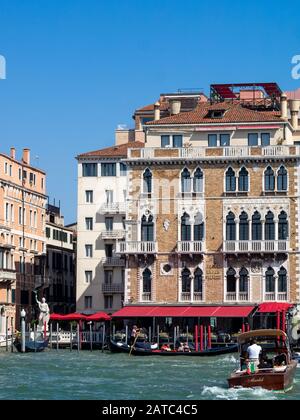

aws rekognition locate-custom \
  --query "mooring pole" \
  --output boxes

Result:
[5,316,8,352]
[77,323,80,352]
[50,323,52,349]
[11,317,14,353]
[56,322,59,351]
[125,325,128,344]
[20,309,26,353]
[70,323,73,352]
[89,322,93,352]
[102,323,105,352]
[34,323,37,353]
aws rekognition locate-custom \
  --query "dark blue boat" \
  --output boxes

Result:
[14,337,49,353]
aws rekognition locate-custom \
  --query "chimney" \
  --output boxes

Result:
[170,100,181,115]
[280,94,288,120]
[154,101,161,121]
[22,148,30,165]
[10,147,16,160]
[288,99,300,131]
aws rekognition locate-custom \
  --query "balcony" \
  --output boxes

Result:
[117,241,158,254]
[35,275,50,288]
[128,145,298,161]
[225,292,249,302]
[102,283,124,294]
[0,269,16,283]
[180,292,203,302]
[99,203,126,214]
[100,230,126,240]
[177,241,204,254]
[141,292,152,302]
[264,292,288,302]
[223,240,288,254]
[101,257,125,267]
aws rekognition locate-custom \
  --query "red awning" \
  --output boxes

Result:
[49,313,65,321]
[112,306,255,318]
[85,311,111,322]
[258,303,293,313]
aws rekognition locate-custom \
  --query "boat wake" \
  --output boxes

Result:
[201,385,278,400]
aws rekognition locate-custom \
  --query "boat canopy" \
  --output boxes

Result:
[237,329,287,344]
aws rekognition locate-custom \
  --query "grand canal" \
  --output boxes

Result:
[0,350,299,400]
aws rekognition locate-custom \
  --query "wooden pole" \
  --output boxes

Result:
[34,323,37,353]
[112,324,116,341]
[56,322,59,351]
[195,325,198,352]
[200,325,204,352]
[129,331,139,356]
[149,326,151,344]
[5,316,8,352]
[204,326,207,350]
[174,327,176,350]
[186,325,189,345]
[77,323,80,352]
[11,317,14,353]
[102,323,105,352]
[89,322,93,352]
[70,323,73,351]
[50,323,53,349]
[208,325,211,349]
[157,325,159,348]
[125,325,128,344]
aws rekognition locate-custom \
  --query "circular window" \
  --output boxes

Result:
[163,264,172,273]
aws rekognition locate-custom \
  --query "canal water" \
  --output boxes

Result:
[0,350,299,400]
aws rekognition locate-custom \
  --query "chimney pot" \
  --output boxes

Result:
[280,94,288,120]
[22,148,30,165]
[170,100,181,115]
[154,102,161,121]
[10,147,16,160]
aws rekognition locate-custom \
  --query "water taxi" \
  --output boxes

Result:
[228,329,297,391]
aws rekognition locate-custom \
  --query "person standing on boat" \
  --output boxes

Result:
[130,325,139,345]
[246,339,262,371]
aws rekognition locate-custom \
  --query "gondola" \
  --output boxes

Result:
[228,329,297,391]
[14,338,49,353]
[110,339,238,356]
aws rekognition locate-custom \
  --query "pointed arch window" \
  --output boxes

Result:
[264,166,275,191]
[265,267,275,293]
[193,168,203,193]
[278,211,288,240]
[226,212,236,241]
[181,168,191,193]
[194,268,203,294]
[265,211,275,240]
[143,168,152,194]
[142,268,152,294]
[181,213,191,241]
[226,267,236,293]
[278,267,287,293]
[277,166,288,191]
[225,168,236,192]
[239,212,249,241]
[239,267,249,293]
[252,211,262,241]
[182,268,191,293]
[194,212,204,241]
[238,167,249,192]
[141,214,154,242]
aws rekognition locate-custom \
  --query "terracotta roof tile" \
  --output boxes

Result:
[77,141,144,159]
[146,101,282,125]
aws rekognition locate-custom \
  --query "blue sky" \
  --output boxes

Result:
[0,0,299,222]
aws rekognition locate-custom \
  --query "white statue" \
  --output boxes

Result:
[34,292,50,332]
